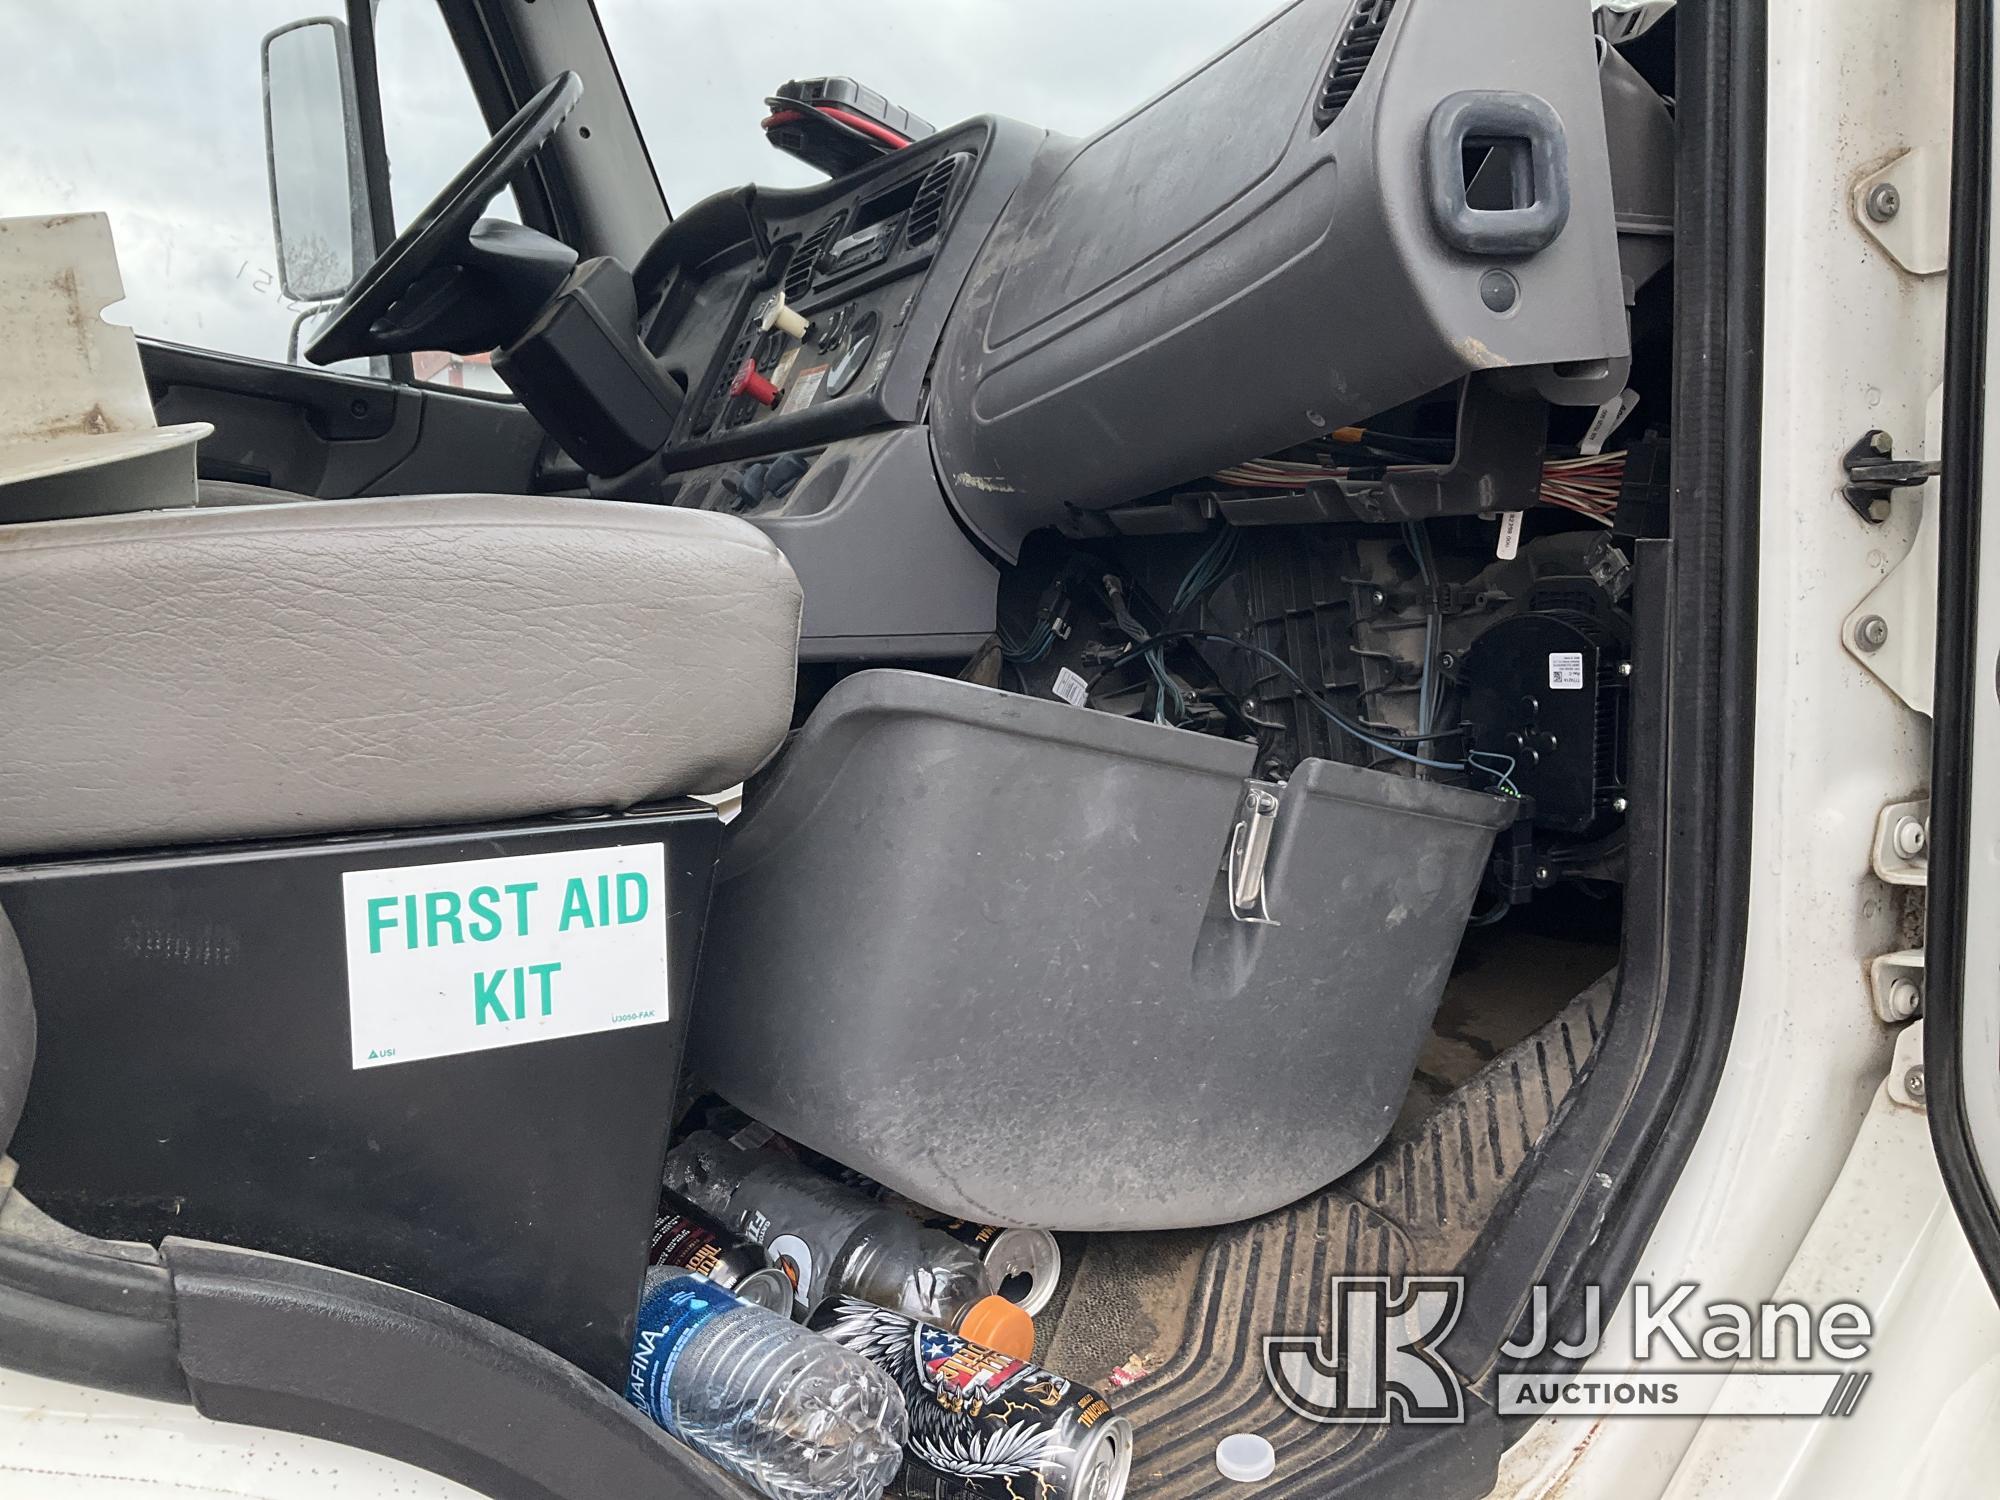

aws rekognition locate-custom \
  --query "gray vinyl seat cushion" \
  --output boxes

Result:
[0,494,803,857]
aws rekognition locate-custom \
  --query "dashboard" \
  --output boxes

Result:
[494,0,1632,663]
[506,116,1043,664]
[624,117,1034,477]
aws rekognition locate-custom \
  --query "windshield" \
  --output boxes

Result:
[596,0,1263,208]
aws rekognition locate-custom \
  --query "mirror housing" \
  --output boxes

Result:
[261,18,373,305]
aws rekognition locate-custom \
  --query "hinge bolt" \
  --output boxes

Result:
[1892,816,1928,859]
[1856,614,1890,652]
[1866,182,1902,222]
[1904,1065,1926,1100]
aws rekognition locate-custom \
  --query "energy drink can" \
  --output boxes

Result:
[811,1297,1132,1500]
[647,1189,796,1316]
[912,1218,1062,1318]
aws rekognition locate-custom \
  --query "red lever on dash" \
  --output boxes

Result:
[731,358,781,408]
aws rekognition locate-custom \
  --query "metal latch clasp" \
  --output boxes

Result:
[1228,786,1282,925]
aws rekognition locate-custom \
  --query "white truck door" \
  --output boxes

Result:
[1928,0,2000,1299]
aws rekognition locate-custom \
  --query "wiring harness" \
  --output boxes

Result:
[1214,447,1628,527]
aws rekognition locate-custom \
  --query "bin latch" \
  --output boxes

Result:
[1227,786,1282,925]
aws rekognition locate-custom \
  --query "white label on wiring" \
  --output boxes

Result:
[1496,511,1524,560]
[1579,388,1641,456]
[1052,666,1090,707]
[1548,652,1586,690]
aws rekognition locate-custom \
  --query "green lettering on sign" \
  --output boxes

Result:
[617,872,649,923]
[467,885,503,942]
[425,889,464,947]
[473,962,564,1023]
[473,969,509,1026]
[367,896,399,955]
[531,961,561,1016]
[559,877,596,932]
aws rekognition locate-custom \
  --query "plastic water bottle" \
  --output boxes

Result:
[628,1274,908,1500]
[662,1130,1035,1356]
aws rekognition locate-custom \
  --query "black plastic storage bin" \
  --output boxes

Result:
[690,672,1514,1230]
[2,806,719,1386]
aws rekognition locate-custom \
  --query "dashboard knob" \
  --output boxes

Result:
[759,294,813,342]
[730,358,782,408]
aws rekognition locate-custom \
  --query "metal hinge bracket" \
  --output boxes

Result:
[1842,429,1941,525]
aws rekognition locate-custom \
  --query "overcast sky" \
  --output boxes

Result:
[596,0,1261,207]
[0,0,1259,366]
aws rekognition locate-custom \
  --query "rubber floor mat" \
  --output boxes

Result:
[1025,972,1616,1499]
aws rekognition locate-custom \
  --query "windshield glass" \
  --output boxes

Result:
[596,0,1262,208]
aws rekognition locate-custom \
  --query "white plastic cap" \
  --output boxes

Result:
[1215,1432,1275,1483]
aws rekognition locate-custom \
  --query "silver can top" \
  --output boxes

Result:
[1066,1413,1134,1500]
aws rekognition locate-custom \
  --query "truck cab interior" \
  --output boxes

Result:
[0,2,1764,1498]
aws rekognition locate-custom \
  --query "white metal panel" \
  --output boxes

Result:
[0,1366,478,1499]
[1495,0,1955,1492]
[1654,1041,2000,1499]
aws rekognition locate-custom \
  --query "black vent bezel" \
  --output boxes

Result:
[904,151,972,249]
[1316,0,1399,128]
[784,213,845,305]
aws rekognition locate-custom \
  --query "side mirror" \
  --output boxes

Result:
[261,18,373,305]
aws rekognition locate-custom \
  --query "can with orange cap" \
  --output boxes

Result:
[812,1297,1133,1500]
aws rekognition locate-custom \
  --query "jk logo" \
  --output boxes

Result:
[1263,1276,1466,1424]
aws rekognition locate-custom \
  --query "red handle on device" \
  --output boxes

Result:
[731,358,781,408]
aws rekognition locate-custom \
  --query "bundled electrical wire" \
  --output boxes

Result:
[1537,454,1624,524]
[1213,448,1629,528]
[1008,532,1518,798]
[998,612,1060,664]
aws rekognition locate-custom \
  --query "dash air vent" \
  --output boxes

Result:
[785,215,844,304]
[1317,0,1398,127]
[904,152,973,249]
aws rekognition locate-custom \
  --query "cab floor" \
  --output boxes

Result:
[1004,927,1619,1500]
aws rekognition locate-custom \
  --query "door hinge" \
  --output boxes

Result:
[1870,949,1926,1023]
[1888,1021,1928,1111]
[1853,143,1950,278]
[1843,429,1941,525]
[1871,798,1930,886]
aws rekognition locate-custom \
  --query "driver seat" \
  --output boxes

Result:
[0,490,803,856]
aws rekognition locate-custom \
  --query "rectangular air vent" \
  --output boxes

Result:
[1317,0,1398,127]
[785,214,844,305]
[904,152,972,249]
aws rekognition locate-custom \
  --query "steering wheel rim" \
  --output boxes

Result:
[305,71,581,366]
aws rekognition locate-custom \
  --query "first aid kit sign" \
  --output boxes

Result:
[341,843,670,1070]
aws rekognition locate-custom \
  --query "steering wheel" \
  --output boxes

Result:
[305,71,582,366]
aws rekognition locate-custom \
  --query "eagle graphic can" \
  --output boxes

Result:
[647,1190,797,1316]
[810,1297,1132,1500]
